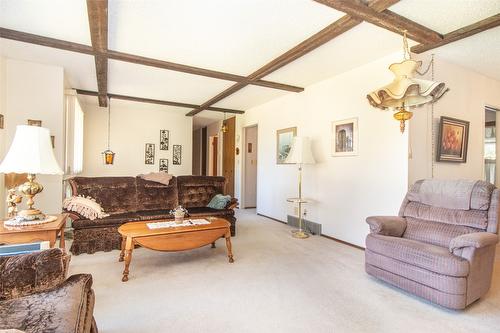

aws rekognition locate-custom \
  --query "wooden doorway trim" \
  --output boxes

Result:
[211,136,218,176]
[223,117,236,197]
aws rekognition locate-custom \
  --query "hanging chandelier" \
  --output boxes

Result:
[102,97,115,165]
[367,31,449,133]
[220,112,228,133]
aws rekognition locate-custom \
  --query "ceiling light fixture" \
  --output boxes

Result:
[102,97,115,165]
[367,31,449,133]
[220,112,228,134]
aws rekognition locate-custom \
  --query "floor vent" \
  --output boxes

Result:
[287,215,322,235]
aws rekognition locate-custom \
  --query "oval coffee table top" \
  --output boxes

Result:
[118,217,230,238]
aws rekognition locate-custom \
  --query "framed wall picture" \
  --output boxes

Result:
[437,116,469,163]
[145,143,155,164]
[27,119,42,127]
[160,130,169,150]
[332,117,358,156]
[276,127,297,164]
[159,159,169,172]
[173,145,182,165]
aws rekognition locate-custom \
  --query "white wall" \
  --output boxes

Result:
[1,58,65,215]
[81,100,192,177]
[409,57,500,184]
[237,53,409,247]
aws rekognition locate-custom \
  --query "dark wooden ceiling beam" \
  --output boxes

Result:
[412,13,500,54]
[186,0,398,116]
[0,28,303,94]
[75,89,245,114]
[0,27,94,54]
[86,0,109,107]
[314,0,443,44]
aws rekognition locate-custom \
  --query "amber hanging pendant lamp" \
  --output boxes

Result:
[367,31,449,133]
[102,97,115,164]
[220,112,228,133]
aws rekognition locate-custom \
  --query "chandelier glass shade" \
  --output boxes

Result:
[367,59,447,110]
[367,31,448,132]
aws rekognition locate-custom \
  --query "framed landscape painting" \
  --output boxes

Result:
[437,116,469,163]
[276,127,296,164]
[332,117,358,156]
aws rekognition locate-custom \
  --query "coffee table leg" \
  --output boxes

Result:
[225,232,234,263]
[122,236,133,282]
[211,242,216,248]
[119,237,126,262]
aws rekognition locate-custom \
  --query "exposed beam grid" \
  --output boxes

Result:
[313,0,443,44]
[76,89,245,114]
[186,0,398,116]
[86,0,109,107]
[412,13,500,53]
[0,28,303,94]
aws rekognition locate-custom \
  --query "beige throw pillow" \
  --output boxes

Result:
[63,196,109,220]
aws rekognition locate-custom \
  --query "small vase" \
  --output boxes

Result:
[174,213,184,224]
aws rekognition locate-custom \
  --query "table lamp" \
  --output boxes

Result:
[285,136,315,239]
[0,125,63,220]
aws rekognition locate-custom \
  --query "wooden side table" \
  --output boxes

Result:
[0,213,68,248]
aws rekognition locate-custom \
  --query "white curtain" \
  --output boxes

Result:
[64,90,84,174]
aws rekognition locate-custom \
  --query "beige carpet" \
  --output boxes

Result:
[69,209,500,333]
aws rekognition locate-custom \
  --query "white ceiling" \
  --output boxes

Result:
[1,0,499,125]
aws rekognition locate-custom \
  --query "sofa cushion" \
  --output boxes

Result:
[187,207,234,217]
[68,177,138,214]
[136,210,173,221]
[0,249,68,301]
[177,176,225,208]
[72,212,141,229]
[136,176,178,211]
[366,234,469,277]
[403,217,482,248]
[0,274,94,333]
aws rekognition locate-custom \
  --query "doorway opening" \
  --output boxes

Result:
[243,125,258,209]
[484,106,500,185]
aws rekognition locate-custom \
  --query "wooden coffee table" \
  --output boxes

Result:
[117,217,234,282]
[0,213,68,248]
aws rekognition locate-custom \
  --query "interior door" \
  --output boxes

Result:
[223,117,236,196]
[244,126,258,208]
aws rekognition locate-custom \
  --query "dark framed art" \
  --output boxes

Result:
[160,130,169,150]
[145,143,155,164]
[173,145,182,165]
[159,158,168,172]
[27,119,42,127]
[437,116,469,163]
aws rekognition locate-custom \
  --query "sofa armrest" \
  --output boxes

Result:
[366,216,407,237]
[449,232,498,253]
[226,198,239,210]
[0,248,70,301]
[63,209,87,221]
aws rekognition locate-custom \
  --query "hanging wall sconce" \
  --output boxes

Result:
[367,31,449,133]
[102,97,115,164]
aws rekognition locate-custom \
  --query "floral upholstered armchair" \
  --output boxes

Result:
[0,248,97,333]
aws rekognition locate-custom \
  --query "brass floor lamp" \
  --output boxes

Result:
[285,137,315,239]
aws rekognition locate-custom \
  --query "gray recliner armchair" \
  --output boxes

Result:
[365,179,499,309]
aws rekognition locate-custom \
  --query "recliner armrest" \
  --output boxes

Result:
[366,216,406,237]
[449,232,498,252]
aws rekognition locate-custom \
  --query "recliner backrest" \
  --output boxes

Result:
[398,180,498,248]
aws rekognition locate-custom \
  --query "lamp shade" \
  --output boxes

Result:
[0,125,63,175]
[285,136,315,165]
[367,59,447,110]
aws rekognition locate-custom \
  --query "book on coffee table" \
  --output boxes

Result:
[146,219,211,230]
